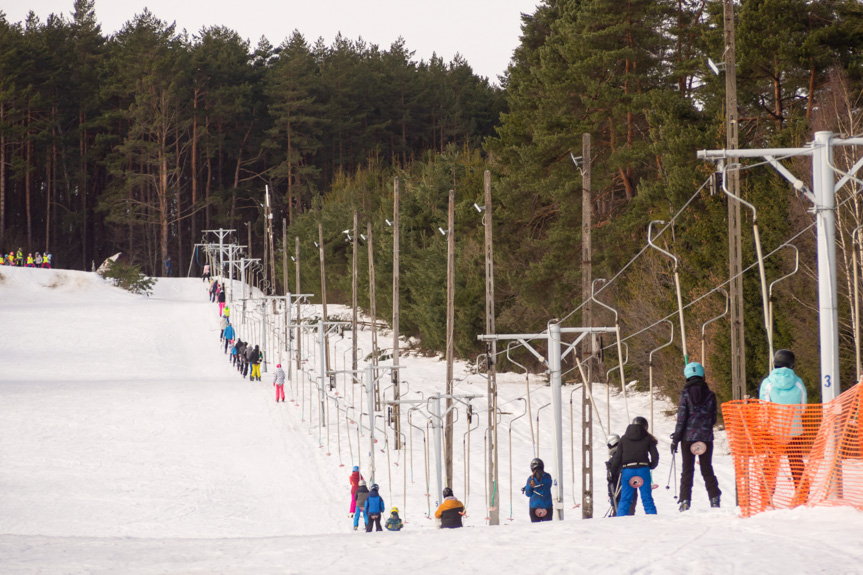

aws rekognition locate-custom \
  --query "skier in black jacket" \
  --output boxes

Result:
[611,416,659,516]
[672,362,721,511]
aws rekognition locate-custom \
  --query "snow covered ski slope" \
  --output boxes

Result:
[1,267,861,574]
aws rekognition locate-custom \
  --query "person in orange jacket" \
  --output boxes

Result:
[434,487,464,528]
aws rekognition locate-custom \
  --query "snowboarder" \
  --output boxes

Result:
[349,465,364,516]
[223,322,236,354]
[759,349,808,501]
[273,363,286,402]
[611,416,659,516]
[434,487,464,529]
[385,507,404,531]
[672,362,721,511]
[202,263,210,282]
[523,457,553,522]
[353,480,370,530]
[363,483,386,532]
[606,433,637,516]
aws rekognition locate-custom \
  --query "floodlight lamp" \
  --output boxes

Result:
[707,57,725,75]
[342,229,350,234]
[360,234,367,241]
[385,219,393,226]
[314,241,319,247]
[570,152,583,167]
[473,203,485,213]
[438,227,447,236]
[291,256,296,262]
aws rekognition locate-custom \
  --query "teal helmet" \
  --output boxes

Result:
[684,362,705,379]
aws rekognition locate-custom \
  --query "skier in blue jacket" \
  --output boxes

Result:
[223,322,235,354]
[524,458,553,522]
[759,349,808,499]
[363,483,385,532]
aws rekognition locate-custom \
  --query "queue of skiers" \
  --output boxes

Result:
[4,249,53,268]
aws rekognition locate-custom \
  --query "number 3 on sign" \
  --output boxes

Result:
[824,375,832,388]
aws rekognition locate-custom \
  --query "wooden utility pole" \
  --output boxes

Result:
[392,178,402,449]
[724,0,746,400]
[295,236,301,371]
[318,222,330,372]
[581,133,594,519]
[283,218,288,355]
[445,189,455,488]
[266,188,277,294]
[368,220,379,409]
[352,211,359,375]
[483,171,500,526]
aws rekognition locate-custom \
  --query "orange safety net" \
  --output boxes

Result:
[721,382,863,517]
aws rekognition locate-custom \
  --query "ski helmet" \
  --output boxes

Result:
[443,487,453,498]
[684,362,705,379]
[371,483,379,491]
[391,507,399,514]
[530,458,544,472]
[359,480,366,487]
[352,465,359,472]
[632,416,649,430]
[774,349,796,369]
[276,364,281,368]
[607,434,620,449]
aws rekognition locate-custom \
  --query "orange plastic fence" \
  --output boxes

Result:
[721,382,863,517]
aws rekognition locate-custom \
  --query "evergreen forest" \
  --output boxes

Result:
[3,0,863,402]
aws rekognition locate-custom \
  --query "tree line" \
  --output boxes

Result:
[4,0,863,401]
[0,0,503,273]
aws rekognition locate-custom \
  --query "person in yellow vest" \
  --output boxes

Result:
[5,252,13,265]
[16,249,23,266]
[25,253,35,267]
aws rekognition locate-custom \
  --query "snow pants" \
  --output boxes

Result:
[350,493,358,514]
[365,513,383,532]
[219,302,226,315]
[251,364,261,380]
[529,507,553,522]
[276,384,285,402]
[679,441,721,502]
[617,467,656,516]
[353,508,366,529]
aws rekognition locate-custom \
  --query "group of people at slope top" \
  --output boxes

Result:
[4,249,52,268]
[349,467,402,532]
[605,348,806,516]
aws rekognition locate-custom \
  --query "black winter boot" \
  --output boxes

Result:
[679,500,691,512]
[710,496,721,508]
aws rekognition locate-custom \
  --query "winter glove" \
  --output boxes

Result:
[671,442,678,455]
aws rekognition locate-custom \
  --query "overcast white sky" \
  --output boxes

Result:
[4,0,540,83]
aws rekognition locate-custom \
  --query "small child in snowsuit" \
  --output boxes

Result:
[353,481,370,530]
[349,466,364,516]
[273,364,286,402]
[231,340,240,366]
[385,507,404,531]
[364,484,385,532]
[611,416,659,516]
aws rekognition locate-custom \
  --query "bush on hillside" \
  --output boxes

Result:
[101,259,156,296]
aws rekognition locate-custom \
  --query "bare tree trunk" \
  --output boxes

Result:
[26,105,32,250]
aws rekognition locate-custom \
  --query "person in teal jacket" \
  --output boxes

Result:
[223,322,235,354]
[524,458,553,522]
[759,349,808,498]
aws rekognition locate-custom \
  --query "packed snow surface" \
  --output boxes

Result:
[1,266,861,574]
